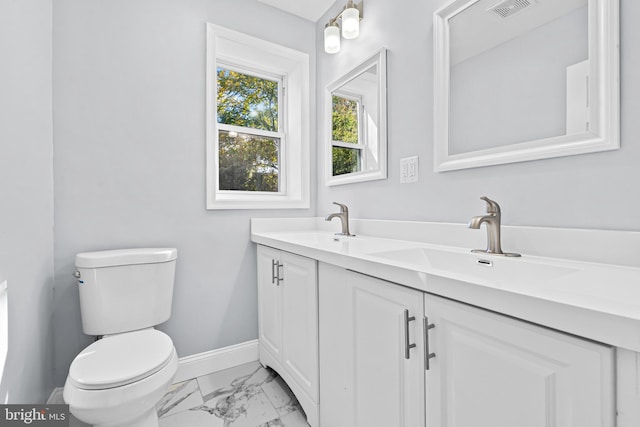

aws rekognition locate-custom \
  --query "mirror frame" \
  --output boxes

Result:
[325,48,388,186]
[433,0,619,172]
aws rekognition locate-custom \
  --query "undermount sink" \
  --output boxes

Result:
[368,247,581,287]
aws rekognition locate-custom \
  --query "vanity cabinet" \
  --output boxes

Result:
[425,294,615,427]
[319,263,425,427]
[256,245,319,426]
[318,262,615,427]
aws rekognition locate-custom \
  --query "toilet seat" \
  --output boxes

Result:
[68,329,174,390]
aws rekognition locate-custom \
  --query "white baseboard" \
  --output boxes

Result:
[173,339,259,383]
[47,339,260,402]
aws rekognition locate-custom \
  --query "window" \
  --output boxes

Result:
[217,66,283,193]
[206,24,310,209]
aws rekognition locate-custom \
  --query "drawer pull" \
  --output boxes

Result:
[277,262,284,284]
[404,309,417,359]
[424,316,436,370]
[271,259,278,284]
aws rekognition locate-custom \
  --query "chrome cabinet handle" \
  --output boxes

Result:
[271,259,278,284]
[424,316,436,370]
[404,309,417,359]
[276,262,284,285]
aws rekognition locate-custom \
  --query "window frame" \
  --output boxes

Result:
[206,24,310,210]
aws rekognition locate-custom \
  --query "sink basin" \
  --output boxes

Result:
[368,247,581,287]
[264,232,409,255]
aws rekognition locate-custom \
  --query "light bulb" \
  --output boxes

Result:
[324,23,341,54]
[341,7,359,39]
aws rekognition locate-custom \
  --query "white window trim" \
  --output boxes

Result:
[206,24,310,210]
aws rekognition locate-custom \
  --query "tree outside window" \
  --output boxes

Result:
[331,94,362,176]
[216,67,282,192]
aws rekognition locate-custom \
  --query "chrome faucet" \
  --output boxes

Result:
[325,202,354,236]
[469,196,520,257]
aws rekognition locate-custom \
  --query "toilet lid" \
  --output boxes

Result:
[69,329,174,390]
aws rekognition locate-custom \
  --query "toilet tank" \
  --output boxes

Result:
[75,248,177,336]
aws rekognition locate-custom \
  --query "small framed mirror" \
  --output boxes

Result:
[434,0,619,172]
[325,49,387,186]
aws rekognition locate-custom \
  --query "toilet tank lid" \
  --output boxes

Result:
[75,248,177,268]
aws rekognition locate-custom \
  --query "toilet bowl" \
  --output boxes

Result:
[63,248,179,427]
[64,329,178,427]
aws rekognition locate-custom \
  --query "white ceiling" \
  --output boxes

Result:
[256,0,337,22]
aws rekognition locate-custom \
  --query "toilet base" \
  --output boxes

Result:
[65,349,178,427]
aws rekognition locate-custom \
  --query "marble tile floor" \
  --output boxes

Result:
[70,361,311,427]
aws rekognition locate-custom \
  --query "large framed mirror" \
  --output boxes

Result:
[325,49,387,186]
[434,0,619,172]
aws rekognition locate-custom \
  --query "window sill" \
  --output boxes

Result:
[206,195,309,210]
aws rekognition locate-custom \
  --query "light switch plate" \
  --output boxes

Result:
[400,156,419,183]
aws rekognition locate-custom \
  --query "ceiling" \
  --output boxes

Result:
[450,0,587,65]
[256,0,337,22]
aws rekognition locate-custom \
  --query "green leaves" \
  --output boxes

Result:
[332,95,361,176]
[218,131,279,192]
[217,68,279,132]
[217,67,281,192]
[333,147,360,176]
[332,95,358,144]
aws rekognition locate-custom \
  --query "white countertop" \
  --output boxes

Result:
[251,218,640,352]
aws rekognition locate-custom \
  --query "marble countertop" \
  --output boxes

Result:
[251,219,640,352]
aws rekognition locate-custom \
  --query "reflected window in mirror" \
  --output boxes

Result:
[326,49,387,186]
[332,93,362,175]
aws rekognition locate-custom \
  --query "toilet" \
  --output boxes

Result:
[63,248,179,427]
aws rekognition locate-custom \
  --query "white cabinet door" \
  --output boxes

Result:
[424,294,615,427]
[280,251,318,401]
[319,263,425,427]
[257,245,282,358]
[257,246,319,426]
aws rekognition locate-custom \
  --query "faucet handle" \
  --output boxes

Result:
[480,196,501,214]
[332,202,349,213]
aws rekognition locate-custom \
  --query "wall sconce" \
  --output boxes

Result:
[324,0,364,54]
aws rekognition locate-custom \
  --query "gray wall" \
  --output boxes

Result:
[316,0,640,231]
[52,0,316,386]
[0,0,55,402]
[12,0,637,395]
[450,6,588,153]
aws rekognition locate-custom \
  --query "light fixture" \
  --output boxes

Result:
[324,20,341,54]
[341,0,360,39]
[323,0,364,54]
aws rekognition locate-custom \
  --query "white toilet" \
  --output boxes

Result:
[63,248,179,427]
